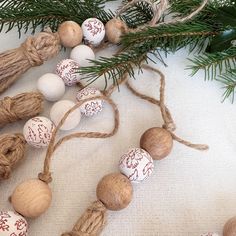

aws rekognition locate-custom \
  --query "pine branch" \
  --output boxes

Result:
[188,47,236,80]
[121,21,218,52]
[219,69,236,102]
[0,0,115,34]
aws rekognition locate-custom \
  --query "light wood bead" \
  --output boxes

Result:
[96,173,133,211]
[58,21,83,48]
[140,127,173,160]
[11,179,52,218]
[105,18,128,44]
[223,216,236,236]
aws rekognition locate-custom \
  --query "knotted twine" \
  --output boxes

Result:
[0,92,44,128]
[0,133,26,180]
[126,64,209,151]
[0,28,61,94]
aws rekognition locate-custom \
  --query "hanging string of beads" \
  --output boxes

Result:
[61,64,209,236]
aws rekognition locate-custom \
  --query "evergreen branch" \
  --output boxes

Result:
[0,0,115,34]
[218,69,236,102]
[188,47,236,80]
[121,22,218,52]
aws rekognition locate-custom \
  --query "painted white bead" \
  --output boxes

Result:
[119,148,154,184]
[0,211,28,235]
[55,59,81,86]
[50,100,81,131]
[23,117,55,148]
[82,18,105,46]
[76,87,103,117]
[37,73,65,101]
[201,233,219,236]
[70,45,95,67]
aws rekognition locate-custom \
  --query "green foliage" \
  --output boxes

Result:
[219,69,236,102]
[0,0,115,34]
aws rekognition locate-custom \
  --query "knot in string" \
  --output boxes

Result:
[38,172,53,184]
[0,133,26,180]
[162,122,176,132]
[1,97,20,123]
[21,37,44,67]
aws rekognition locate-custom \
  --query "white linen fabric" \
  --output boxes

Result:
[0,3,235,235]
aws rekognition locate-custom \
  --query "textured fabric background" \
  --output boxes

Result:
[0,2,236,236]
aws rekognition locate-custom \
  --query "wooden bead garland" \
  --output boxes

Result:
[96,173,133,211]
[11,179,52,218]
[140,127,173,160]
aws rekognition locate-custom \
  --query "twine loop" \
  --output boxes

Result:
[0,133,26,180]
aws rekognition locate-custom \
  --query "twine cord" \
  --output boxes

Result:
[126,64,209,151]
[38,95,119,184]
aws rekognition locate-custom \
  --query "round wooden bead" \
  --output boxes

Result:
[76,87,103,117]
[37,73,65,101]
[11,179,52,218]
[0,210,28,235]
[119,148,154,183]
[82,18,105,46]
[105,18,128,44]
[56,59,81,86]
[96,173,133,211]
[70,45,95,67]
[50,100,81,131]
[23,116,55,148]
[223,216,236,236]
[58,21,83,48]
[140,127,173,160]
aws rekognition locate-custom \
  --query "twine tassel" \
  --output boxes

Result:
[62,201,107,236]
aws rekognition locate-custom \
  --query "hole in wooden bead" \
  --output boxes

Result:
[223,216,236,236]
[11,179,52,218]
[96,173,133,211]
[140,127,173,160]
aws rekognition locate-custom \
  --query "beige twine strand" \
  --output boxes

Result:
[38,95,119,184]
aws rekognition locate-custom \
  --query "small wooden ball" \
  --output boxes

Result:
[58,21,83,48]
[105,18,128,44]
[96,173,133,211]
[140,127,173,160]
[223,216,236,236]
[11,179,52,218]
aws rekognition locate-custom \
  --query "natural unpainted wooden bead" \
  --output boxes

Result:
[96,173,133,211]
[58,21,83,48]
[105,18,128,44]
[11,179,52,218]
[223,216,236,236]
[140,127,173,160]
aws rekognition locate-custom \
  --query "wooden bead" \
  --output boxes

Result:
[140,127,173,160]
[11,179,52,218]
[105,18,128,44]
[58,21,83,48]
[96,173,133,211]
[223,216,236,236]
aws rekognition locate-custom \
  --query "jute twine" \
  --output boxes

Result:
[126,64,209,151]
[38,95,119,184]
[0,133,26,180]
[0,92,44,128]
[0,28,60,94]
[116,0,209,30]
